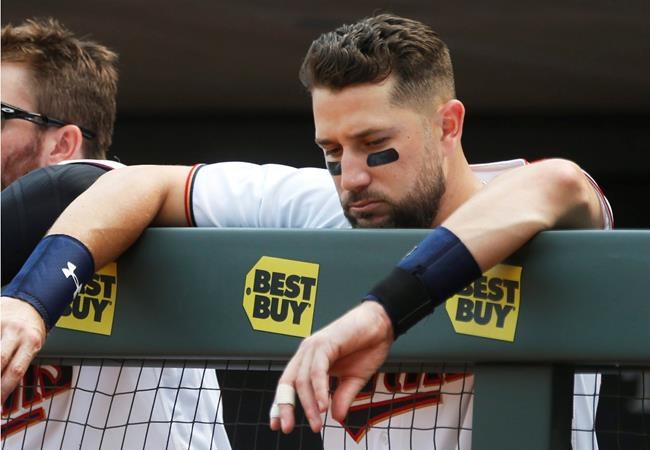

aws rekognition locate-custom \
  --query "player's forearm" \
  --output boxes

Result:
[443,158,604,272]
[365,159,605,339]
[47,165,189,269]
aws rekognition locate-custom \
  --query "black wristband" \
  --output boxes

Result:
[365,227,481,338]
[364,267,433,337]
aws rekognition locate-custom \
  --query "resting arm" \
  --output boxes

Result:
[445,158,605,271]
[272,158,608,434]
[47,165,191,268]
[0,161,344,403]
[0,165,190,403]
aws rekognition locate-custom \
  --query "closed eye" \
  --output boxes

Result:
[367,137,388,147]
[324,147,342,158]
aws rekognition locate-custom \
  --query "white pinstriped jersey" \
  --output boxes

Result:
[189,159,612,450]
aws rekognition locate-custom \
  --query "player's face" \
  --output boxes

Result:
[312,77,446,228]
[1,62,48,189]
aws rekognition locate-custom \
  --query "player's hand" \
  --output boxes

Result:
[270,301,394,434]
[1,297,47,405]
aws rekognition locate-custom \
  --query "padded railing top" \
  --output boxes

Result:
[42,229,650,364]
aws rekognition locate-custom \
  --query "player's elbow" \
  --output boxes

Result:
[541,158,586,196]
[536,158,600,229]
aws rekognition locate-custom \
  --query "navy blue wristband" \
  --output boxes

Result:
[365,226,481,338]
[2,234,95,330]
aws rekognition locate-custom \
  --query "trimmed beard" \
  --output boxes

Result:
[344,157,446,229]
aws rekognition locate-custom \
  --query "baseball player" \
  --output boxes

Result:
[2,13,611,450]
[270,13,610,450]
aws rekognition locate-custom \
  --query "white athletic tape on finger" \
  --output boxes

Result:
[269,403,280,419]
[269,383,295,419]
[274,383,296,406]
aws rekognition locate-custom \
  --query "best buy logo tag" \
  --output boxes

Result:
[445,264,522,342]
[243,256,319,338]
[56,262,117,336]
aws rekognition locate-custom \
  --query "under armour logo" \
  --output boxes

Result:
[62,262,83,300]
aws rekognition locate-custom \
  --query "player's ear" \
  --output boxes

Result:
[438,99,465,151]
[43,125,84,165]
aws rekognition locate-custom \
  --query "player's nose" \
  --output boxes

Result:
[339,153,371,193]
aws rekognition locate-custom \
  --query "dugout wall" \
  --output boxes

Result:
[32,229,650,449]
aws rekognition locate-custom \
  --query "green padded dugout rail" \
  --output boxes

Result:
[43,229,649,363]
[40,229,649,450]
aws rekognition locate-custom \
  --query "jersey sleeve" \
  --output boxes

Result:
[186,162,350,229]
[1,164,110,284]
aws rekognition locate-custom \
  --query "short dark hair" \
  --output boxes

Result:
[2,18,118,159]
[299,14,455,109]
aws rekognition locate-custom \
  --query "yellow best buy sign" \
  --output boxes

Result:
[446,264,522,342]
[243,256,319,338]
[56,262,118,336]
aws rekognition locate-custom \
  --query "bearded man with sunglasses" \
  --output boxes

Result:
[1,18,116,189]
[1,19,233,450]
[1,17,123,305]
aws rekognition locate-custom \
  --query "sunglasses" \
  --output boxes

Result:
[1,102,96,140]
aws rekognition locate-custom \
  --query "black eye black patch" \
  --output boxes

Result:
[326,161,342,176]
[367,148,399,167]
[326,148,399,175]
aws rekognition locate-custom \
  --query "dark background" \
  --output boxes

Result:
[4,2,649,449]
